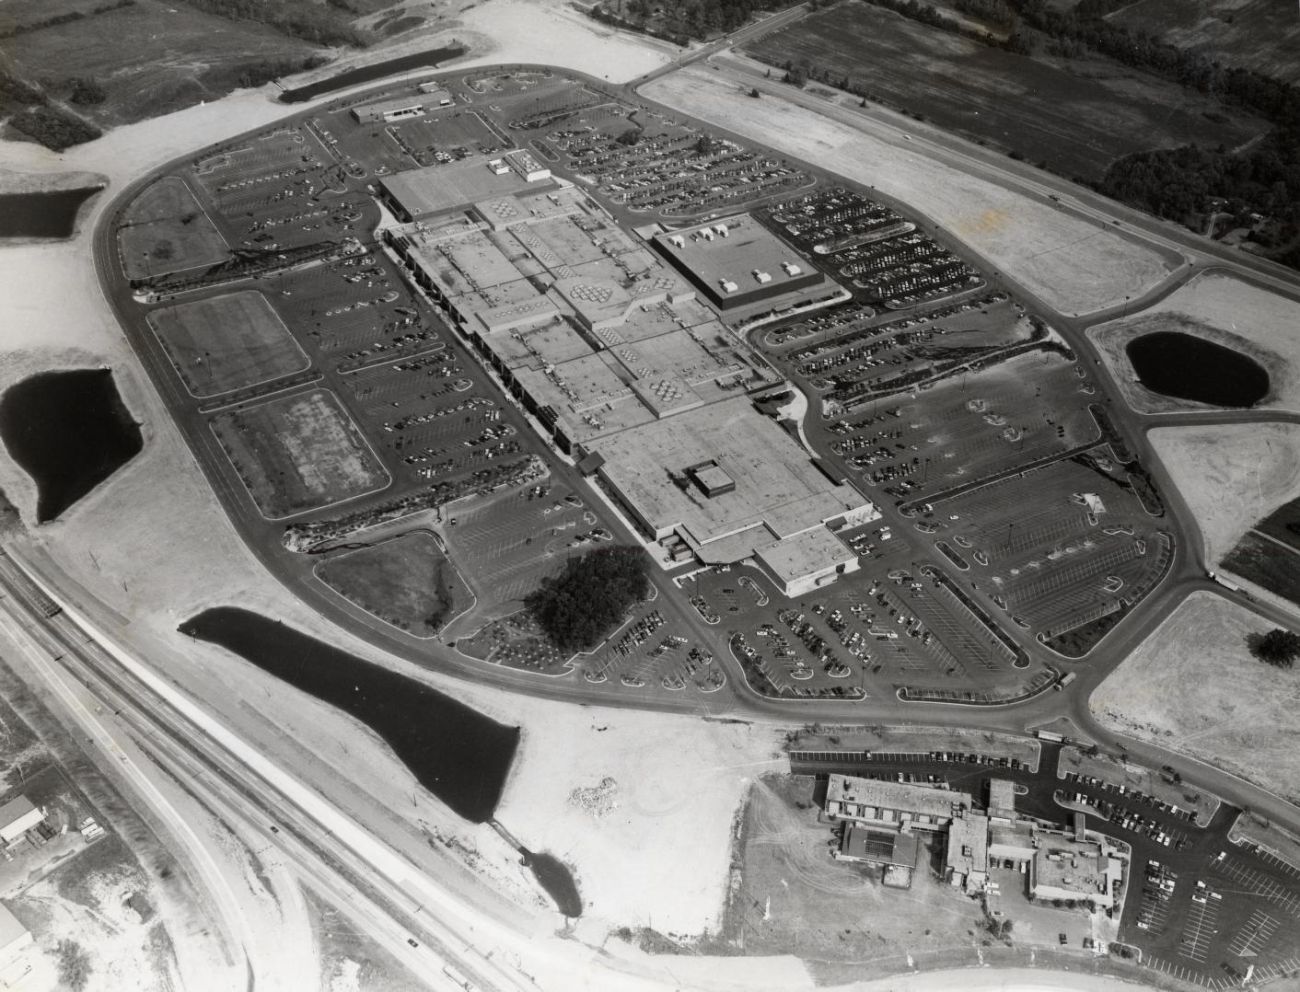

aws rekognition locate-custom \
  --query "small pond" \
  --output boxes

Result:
[0,369,142,522]
[1126,331,1269,408]
[0,188,101,239]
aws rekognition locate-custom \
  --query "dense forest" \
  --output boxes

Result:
[1102,126,1300,268]
[525,546,651,653]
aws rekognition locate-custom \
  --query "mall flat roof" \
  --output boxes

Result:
[381,159,544,220]
[841,822,921,868]
[654,213,822,307]
[592,396,867,546]
[946,812,990,876]
[756,527,855,584]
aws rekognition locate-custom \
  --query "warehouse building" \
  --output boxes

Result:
[351,96,427,124]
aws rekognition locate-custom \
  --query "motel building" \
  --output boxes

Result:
[823,774,1126,904]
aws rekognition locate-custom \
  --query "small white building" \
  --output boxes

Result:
[0,797,44,845]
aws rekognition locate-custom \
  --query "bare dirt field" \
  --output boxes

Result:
[717,774,986,966]
[147,290,309,398]
[1149,423,1300,565]
[746,2,1263,183]
[640,65,1175,317]
[1090,271,1300,415]
[315,529,470,637]
[117,177,229,281]
[1090,590,1300,807]
[210,388,390,519]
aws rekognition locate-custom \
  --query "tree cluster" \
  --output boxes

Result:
[863,0,1033,54]
[235,55,330,90]
[1247,627,1300,669]
[182,0,371,48]
[67,77,107,106]
[56,940,91,992]
[525,546,650,653]
[595,0,797,43]
[1101,125,1300,269]
[8,105,102,151]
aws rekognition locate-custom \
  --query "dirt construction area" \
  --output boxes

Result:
[1090,590,1300,808]
[1149,423,1300,565]
[640,65,1176,317]
[210,387,390,519]
[724,774,986,965]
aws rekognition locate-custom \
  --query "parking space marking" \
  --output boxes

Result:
[1178,896,1219,963]
[1211,856,1300,916]
[1226,909,1278,956]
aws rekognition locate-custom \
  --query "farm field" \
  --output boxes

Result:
[147,291,309,398]
[210,388,390,519]
[1090,590,1300,809]
[1221,531,1300,608]
[640,65,1176,316]
[1108,0,1300,84]
[744,2,1264,182]
[3,0,325,127]
[315,529,470,637]
[117,177,229,281]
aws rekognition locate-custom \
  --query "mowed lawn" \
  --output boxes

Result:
[148,290,310,398]
[117,177,229,281]
[746,1,1265,181]
[210,388,390,519]
[7,0,323,127]
[316,530,469,636]
[1090,590,1300,807]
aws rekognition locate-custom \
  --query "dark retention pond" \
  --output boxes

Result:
[279,46,465,103]
[0,188,102,239]
[1126,330,1269,408]
[178,608,519,824]
[0,369,143,522]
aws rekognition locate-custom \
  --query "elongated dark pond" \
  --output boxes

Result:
[0,369,143,522]
[178,607,518,823]
[1126,330,1269,408]
[279,46,464,103]
[0,188,101,239]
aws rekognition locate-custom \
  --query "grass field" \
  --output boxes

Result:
[148,291,310,398]
[1222,531,1300,607]
[210,388,390,519]
[6,0,324,127]
[316,530,469,637]
[1090,590,1300,808]
[117,177,229,281]
[745,2,1264,182]
[1109,0,1300,85]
